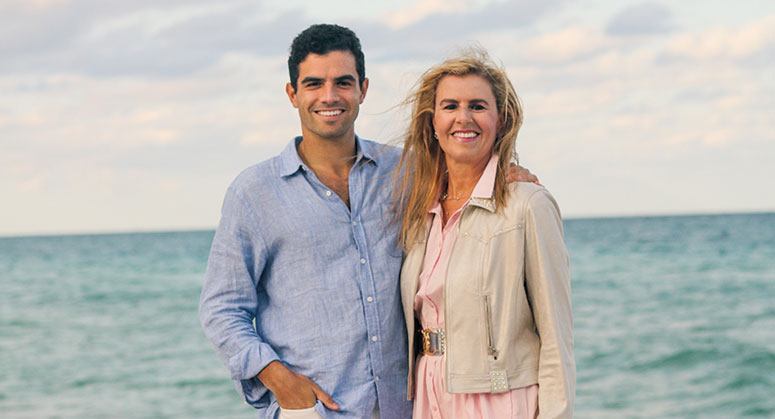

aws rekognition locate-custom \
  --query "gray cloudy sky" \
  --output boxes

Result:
[2,0,773,236]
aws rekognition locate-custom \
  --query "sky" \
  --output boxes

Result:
[1,0,773,236]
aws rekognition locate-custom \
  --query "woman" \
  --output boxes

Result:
[393,49,575,418]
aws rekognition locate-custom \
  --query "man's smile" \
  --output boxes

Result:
[315,109,344,117]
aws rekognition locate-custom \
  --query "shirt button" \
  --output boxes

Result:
[367,296,373,302]
[352,221,357,226]
[360,258,366,264]
[371,336,378,342]
[375,376,380,381]
[325,190,332,197]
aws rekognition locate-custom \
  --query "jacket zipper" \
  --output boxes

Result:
[484,295,498,359]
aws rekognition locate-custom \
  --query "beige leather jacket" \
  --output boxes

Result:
[400,182,575,418]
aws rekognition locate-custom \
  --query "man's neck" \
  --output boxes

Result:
[297,131,357,208]
[297,132,357,177]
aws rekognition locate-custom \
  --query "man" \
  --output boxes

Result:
[199,24,536,419]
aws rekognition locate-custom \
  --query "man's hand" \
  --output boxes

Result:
[506,163,540,185]
[258,361,339,411]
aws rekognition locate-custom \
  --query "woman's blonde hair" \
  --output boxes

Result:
[393,47,523,249]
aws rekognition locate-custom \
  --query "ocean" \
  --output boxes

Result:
[1,213,773,418]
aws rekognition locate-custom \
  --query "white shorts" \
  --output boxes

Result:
[277,405,380,419]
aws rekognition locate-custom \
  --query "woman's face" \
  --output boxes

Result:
[432,74,499,169]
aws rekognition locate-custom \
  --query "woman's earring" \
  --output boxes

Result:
[433,132,439,139]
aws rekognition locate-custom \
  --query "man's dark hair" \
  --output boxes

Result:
[288,24,366,91]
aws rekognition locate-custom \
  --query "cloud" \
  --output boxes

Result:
[1,0,566,77]
[17,173,47,192]
[605,2,675,36]
[0,0,205,55]
[352,0,567,61]
[382,0,468,29]
[0,0,306,77]
[662,15,775,61]
[513,27,612,64]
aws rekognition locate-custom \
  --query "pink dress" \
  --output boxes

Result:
[413,155,539,419]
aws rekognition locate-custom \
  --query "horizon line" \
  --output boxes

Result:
[1,208,773,239]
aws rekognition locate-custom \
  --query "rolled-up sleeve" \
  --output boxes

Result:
[199,184,280,407]
[523,189,575,419]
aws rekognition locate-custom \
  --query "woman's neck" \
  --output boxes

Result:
[444,156,489,200]
[440,156,489,226]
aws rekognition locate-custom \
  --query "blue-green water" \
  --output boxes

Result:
[1,213,773,418]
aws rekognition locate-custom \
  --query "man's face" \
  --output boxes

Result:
[286,50,368,143]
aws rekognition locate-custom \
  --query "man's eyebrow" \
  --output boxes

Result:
[300,75,357,85]
[335,75,357,83]
[300,76,324,85]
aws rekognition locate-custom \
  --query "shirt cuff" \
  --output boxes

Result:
[228,340,280,381]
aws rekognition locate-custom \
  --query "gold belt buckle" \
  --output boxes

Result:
[420,328,445,355]
[421,328,437,355]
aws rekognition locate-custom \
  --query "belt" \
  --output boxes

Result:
[419,327,446,355]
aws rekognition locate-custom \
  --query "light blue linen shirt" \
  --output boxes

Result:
[199,136,411,419]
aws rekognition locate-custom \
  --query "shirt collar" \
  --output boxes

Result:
[467,154,498,213]
[278,135,377,178]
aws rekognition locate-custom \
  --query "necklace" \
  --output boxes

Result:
[440,192,468,201]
